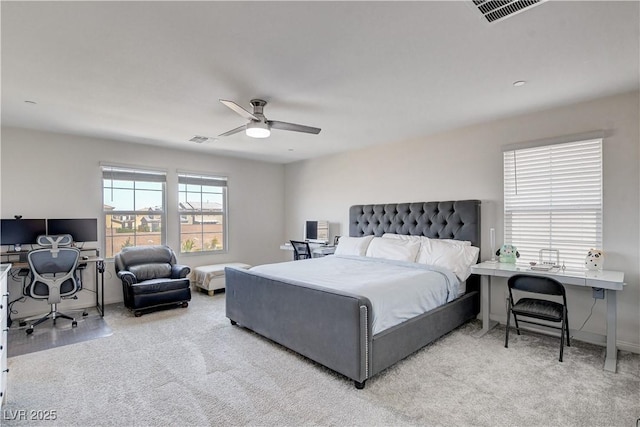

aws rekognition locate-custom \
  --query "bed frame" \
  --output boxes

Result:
[226,200,481,389]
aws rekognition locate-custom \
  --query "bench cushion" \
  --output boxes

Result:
[189,263,251,290]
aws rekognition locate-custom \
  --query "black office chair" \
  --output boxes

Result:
[290,240,312,260]
[505,274,570,362]
[23,235,82,334]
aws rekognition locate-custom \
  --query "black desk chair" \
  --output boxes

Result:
[23,235,82,334]
[290,240,312,260]
[505,274,570,362]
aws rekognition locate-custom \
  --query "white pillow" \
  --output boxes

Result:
[383,233,471,246]
[365,237,420,262]
[440,238,472,246]
[417,238,479,281]
[416,237,471,263]
[381,233,422,242]
[334,235,374,257]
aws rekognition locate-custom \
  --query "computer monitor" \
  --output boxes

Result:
[47,218,98,242]
[305,220,329,243]
[0,218,47,247]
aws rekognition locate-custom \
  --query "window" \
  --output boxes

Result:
[503,138,602,269]
[102,166,166,258]
[178,173,227,253]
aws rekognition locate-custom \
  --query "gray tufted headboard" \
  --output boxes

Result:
[349,200,481,248]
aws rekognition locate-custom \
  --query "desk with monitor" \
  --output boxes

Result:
[0,217,105,317]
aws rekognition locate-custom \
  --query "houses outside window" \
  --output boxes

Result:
[178,173,227,253]
[102,166,166,258]
[503,137,603,269]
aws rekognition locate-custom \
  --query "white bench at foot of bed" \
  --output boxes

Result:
[189,263,251,295]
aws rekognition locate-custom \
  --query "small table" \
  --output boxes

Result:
[470,261,625,372]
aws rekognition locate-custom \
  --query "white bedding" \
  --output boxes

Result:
[249,255,460,335]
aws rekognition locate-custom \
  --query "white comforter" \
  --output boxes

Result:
[249,255,460,335]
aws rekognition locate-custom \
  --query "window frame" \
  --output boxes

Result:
[177,172,228,255]
[102,165,167,258]
[502,136,603,270]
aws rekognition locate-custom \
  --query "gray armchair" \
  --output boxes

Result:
[114,245,191,317]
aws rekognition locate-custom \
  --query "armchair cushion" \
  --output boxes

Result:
[129,263,172,281]
[130,277,190,295]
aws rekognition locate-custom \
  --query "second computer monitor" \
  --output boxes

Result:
[47,218,98,242]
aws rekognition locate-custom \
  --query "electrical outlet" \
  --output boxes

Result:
[592,287,605,299]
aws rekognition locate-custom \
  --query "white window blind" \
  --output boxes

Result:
[503,138,602,269]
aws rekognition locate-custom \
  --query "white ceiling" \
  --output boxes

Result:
[2,1,638,164]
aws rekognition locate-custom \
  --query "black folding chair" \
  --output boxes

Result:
[505,274,570,362]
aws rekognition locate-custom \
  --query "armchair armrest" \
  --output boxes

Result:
[171,264,191,279]
[117,271,137,286]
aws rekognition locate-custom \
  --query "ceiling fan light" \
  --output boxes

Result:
[246,121,271,138]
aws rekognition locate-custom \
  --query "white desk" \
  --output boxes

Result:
[280,243,336,257]
[2,256,106,316]
[470,261,625,372]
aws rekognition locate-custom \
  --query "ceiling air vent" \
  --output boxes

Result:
[472,0,546,23]
[189,135,215,144]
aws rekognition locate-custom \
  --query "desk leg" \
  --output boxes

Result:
[96,260,105,317]
[603,289,618,373]
[474,275,498,338]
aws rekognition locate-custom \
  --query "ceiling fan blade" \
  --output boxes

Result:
[220,99,259,121]
[268,120,321,135]
[218,124,246,137]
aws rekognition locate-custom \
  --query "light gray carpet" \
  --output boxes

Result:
[3,292,638,426]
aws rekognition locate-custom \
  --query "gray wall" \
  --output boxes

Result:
[284,91,640,352]
[0,127,286,317]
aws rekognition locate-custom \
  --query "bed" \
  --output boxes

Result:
[225,200,481,389]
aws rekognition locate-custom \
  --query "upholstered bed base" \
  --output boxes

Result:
[226,268,478,386]
[226,200,481,388]
[226,268,371,383]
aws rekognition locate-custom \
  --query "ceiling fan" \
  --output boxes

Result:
[218,99,321,139]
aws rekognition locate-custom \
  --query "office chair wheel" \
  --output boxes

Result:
[26,328,33,335]
[72,321,78,327]
[134,311,142,317]
[82,311,88,317]
[19,321,27,327]
[181,302,189,308]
